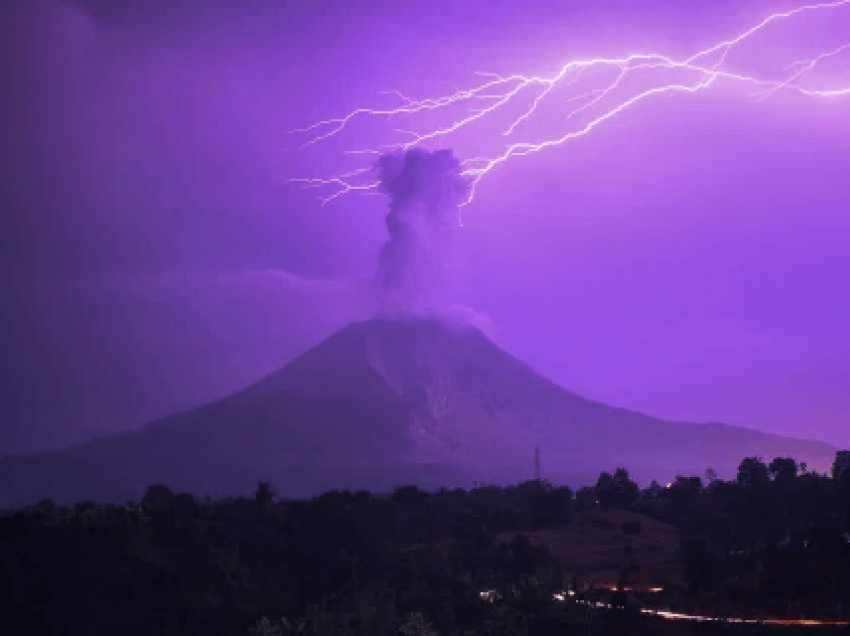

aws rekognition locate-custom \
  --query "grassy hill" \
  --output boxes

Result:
[498,509,683,588]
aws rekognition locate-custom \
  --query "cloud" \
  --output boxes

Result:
[217,269,357,296]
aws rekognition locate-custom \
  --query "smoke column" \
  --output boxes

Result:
[375,148,471,315]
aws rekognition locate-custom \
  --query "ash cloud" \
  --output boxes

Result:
[375,148,471,314]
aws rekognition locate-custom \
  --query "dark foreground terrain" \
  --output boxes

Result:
[3,453,850,635]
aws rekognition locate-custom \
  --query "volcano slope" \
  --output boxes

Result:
[0,317,837,507]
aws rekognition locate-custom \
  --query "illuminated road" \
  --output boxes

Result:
[636,606,850,627]
[479,588,850,627]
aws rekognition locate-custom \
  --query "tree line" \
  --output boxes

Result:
[1,450,849,635]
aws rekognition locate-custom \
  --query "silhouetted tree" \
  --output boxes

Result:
[595,468,639,509]
[575,486,597,511]
[9,459,850,635]
[548,485,574,524]
[595,472,617,508]
[832,450,850,481]
[392,485,429,505]
[141,484,174,512]
[768,457,799,484]
[737,457,770,488]
[173,492,197,519]
[613,467,640,508]
[641,480,664,500]
[255,481,275,510]
[836,453,850,528]
[671,475,703,496]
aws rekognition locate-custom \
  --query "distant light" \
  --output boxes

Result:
[479,589,498,602]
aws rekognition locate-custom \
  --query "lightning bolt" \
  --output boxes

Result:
[290,0,850,210]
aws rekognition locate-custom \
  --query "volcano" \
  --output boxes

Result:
[0,317,838,507]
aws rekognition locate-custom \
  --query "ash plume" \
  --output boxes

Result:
[375,148,471,314]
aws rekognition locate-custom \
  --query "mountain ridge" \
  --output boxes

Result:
[0,316,838,507]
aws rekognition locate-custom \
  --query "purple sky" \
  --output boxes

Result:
[1,0,848,455]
